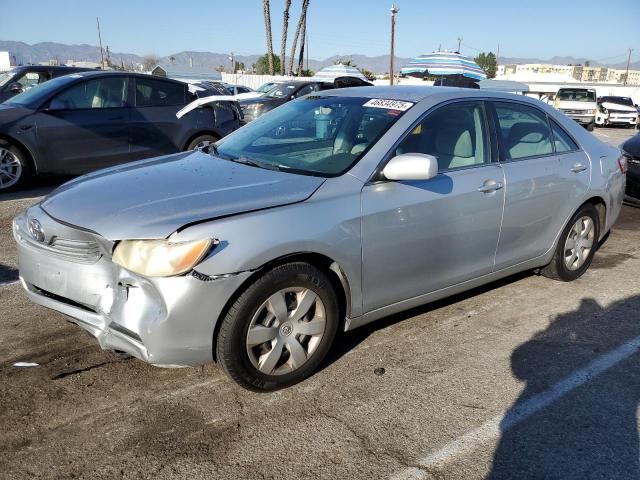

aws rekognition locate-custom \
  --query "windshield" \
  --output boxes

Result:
[5,75,80,106]
[264,83,299,98]
[600,96,634,106]
[256,82,277,93]
[557,89,596,102]
[216,96,412,177]
[0,70,15,88]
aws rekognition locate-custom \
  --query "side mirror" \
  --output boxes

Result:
[382,153,438,181]
[8,82,23,93]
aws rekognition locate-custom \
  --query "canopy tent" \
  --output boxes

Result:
[400,52,487,81]
[313,63,368,82]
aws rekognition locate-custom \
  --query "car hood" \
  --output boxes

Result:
[600,101,637,112]
[40,150,325,240]
[0,103,34,122]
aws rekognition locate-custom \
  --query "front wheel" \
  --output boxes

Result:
[216,262,339,391]
[186,134,218,151]
[0,141,31,192]
[541,204,599,281]
[586,122,595,132]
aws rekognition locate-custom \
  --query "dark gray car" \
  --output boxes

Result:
[0,71,242,191]
[0,65,94,103]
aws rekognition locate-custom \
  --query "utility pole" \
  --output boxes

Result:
[96,17,105,70]
[496,42,500,62]
[389,4,399,86]
[438,43,442,52]
[457,37,462,53]
[229,52,235,73]
[623,48,633,86]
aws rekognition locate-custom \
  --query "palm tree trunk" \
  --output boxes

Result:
[280,0,291,76]
[287,0,309,76]
[296,7,308,75]
[263,0,275,75]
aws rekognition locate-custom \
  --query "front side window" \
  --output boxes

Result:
[494,102,553,160]
[395,101,489,171]
[52,77,129,109]
[550,120,579,153]
[265,83,298,98]
[294,84,320,98]
[217,96,411,176]
[15,71,51,90]
[135,77,185,107]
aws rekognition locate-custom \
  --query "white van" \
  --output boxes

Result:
[554,88,597,131]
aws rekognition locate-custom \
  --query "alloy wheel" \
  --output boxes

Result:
[245,287,327,376]
[0,147,22,189]
[563,216,595,271]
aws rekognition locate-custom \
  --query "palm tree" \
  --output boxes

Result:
[296,4,308,75]
[263,0,275,75]
[288,0,310,75]
[280,0,292,76]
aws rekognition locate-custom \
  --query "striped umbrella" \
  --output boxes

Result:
[313,63,368,82]
[400,52,487,81]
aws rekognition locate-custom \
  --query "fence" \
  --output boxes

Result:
[221,73,296,89]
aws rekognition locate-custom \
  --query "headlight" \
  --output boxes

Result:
[590,109,597,115]
[112,239,214,277]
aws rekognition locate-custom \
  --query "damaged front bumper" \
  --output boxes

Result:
[13,207,251,367]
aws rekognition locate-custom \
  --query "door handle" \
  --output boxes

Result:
[571,163,587,173]
[477,181,504,193]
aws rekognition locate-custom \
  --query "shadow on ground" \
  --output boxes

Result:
[0,263,18,283]
[488,294,640,479]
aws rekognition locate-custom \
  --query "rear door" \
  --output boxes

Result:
[490,101,591,269]
[129,76,189,158]
[34,75,132,174]
[361,100,505,312]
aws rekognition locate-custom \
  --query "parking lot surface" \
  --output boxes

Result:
[0,128,638,479]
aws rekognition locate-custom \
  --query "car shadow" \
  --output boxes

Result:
[0,263,18,283]
[324,270,532,370]
[487,294,640,479]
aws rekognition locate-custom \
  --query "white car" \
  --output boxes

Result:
[595,96,639,128]
[554,88,597,131]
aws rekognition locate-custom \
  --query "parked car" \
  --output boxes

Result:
[239,76,373,122]
[0,71,242,191]
[621,133,640,204]
[554,87,597,131]
[226,84,256,99]
[595,96,639,128]
[0,65,95,103]
[14,86,626,390]
[233,81,285,101]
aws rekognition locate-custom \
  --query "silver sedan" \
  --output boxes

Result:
[14,86,627,390]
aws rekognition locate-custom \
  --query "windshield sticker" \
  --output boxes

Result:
[363,99,413,111]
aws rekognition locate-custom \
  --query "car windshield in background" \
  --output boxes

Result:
[264,84,298,98]
[0,71,14,88]
[600,96,634,106]
[4,75,78,106]
[216,96,412,177]
[557,89,596,102]
[256,82,277,93]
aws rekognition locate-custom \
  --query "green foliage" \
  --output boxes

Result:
[359,68,375,81]
[299,69,314,77]
[334,58,355,67]
[255,54,281,74]
[474,51,497,79]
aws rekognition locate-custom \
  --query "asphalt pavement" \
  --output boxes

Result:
[0,127,638,480]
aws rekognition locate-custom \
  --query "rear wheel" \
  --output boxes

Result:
[0,140,31,192]
[186,134,218,151]
[541,204,599,281]
[216,262,339,391]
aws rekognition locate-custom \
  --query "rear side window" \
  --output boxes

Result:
[550,120,579,153]
[136,77,185,107]
[51,77,129,109]
[494,102,553,160]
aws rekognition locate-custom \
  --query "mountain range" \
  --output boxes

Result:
[1,41,638,73]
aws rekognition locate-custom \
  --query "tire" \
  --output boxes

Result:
[586,122,595,132]
[216,262,339,391]
[186,134,218,151]
[541,203,600,282]
[0,140,31,192]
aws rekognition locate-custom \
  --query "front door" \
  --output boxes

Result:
[490,101,591,269]
[361,101,505,313]
[35,76,131,174]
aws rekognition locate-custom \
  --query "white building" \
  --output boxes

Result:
[0,51,11,71]
[497,63,640,86]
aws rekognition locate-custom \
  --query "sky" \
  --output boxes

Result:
[2,0,639,64]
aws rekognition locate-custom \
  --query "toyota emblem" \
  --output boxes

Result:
[27,218,45,243]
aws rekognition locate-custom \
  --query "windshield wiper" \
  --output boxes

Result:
[230,156,281,171]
